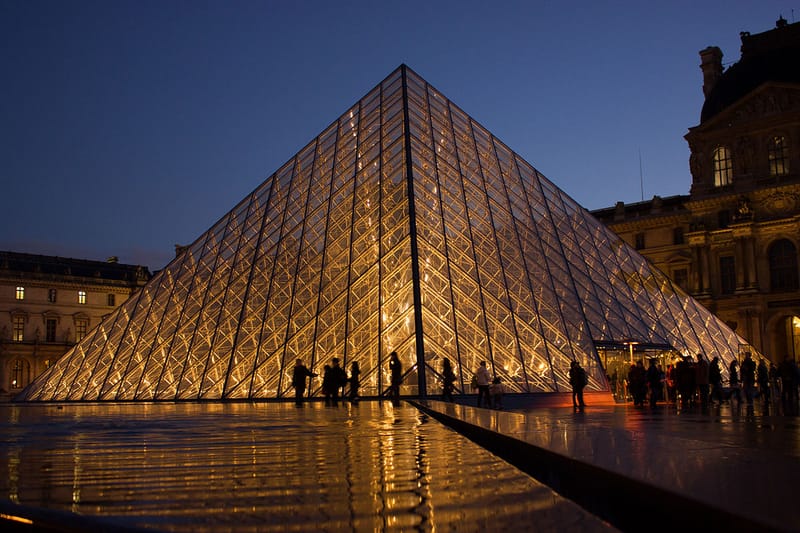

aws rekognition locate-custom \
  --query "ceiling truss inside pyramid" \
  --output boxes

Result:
[18,65,751,401]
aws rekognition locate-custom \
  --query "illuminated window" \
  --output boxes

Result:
[107,293,116,307]
[78,290,87,304]
[719,256,736,294]
[11,359,28,389]
[713,146,733,186]
[769,239,799,291]
[76,318,89,341]
[768,136,789,176]
[15,286,24,300]
[45,318,57,342]
[48,288,57,303]
[12,315,25,342]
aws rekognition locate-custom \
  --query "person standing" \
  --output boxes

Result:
[569,361,587,409]
[389,351,402,402]
[740,352,757,406]
[645,358,662,408]
[330,358,348,406]
[695,353,710,407]
[441,358,456,402]
[291,359,317,406]
[729,360,741,405]
[475,361,492,408]
[757,358,770,403]
[348,361,361,402]
[709,357,723,405]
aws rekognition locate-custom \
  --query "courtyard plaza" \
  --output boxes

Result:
[0,397,795,532]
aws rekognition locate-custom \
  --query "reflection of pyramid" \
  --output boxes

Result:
[19,65,748,401]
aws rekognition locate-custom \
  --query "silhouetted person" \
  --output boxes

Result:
[291,358,317,406]
[628,361,647,406]
[757,358,770,402]
[441,358,456,402]
[740,352,756,406]
[729,360,741,405]
[568,361,587,409]
[695,353,710,407]
[389,351,402,402]
[676,356,696,407]
[709,357,723,405]
[475,361,491,408]
[329,358,347,405]
[348,361,361,402]
[646,358,662,408]
[779,356,799,412]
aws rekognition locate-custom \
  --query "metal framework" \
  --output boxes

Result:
[18,65,750,401]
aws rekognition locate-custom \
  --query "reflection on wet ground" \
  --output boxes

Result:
[420,399,800,532]
[0,401,615,532]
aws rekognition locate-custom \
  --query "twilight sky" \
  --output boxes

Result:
[1,1,795,270]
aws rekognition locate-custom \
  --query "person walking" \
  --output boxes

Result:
[389,351,402,402]
[441,358,456,402]
[348,361,361,402]
[291,359,317,406]
[475,361,492,408]
[569,361,588,409]
[757,358,770,403]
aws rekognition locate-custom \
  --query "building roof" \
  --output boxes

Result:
[0,251,151,284]
[701,17,800,123]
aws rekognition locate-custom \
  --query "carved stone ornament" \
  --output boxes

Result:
[763,191,799,216]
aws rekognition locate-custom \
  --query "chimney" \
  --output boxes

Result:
[699,46,723,97]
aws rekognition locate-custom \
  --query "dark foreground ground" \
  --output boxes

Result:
[0,397,796,532]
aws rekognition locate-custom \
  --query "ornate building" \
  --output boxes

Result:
[0,252,151,395]
[594,17,800,363]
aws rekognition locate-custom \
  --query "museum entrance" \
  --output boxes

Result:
[594,340,680,402]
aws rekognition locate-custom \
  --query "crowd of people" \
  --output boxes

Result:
[620,352,800,412]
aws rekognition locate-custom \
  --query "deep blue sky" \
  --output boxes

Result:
[2,1,795,269]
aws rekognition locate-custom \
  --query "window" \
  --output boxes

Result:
[768,136,789,176]
[11,359,28,389]
[634,233,645,250]
[719,256,736,295]
[673,268,688,290]
[673,227,684,245]
[76,318,89,341]
[45,318,57,342]
[15,286,24,300]
[48,288,57,303]
[12,316,25,342]
[107,293,116,307]
[78,290,87,304]
[713,146,733,186]
[769,239,799,291]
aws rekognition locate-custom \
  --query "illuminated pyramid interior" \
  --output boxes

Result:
[19,65,749,401]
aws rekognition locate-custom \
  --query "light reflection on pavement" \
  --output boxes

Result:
[0,401,615,532]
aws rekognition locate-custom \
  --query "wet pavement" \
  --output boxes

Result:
[0,401,616,532]
[415,398,800,532]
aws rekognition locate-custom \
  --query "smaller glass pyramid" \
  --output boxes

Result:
[18,65,751,401]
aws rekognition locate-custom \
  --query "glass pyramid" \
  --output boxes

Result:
[18,65,750,401]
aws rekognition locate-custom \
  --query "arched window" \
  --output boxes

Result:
[769,239,799,291]
[713,146,733,186]
[768,136,789,176]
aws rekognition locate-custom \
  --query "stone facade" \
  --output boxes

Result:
[0,252,150,395]
[593,18,800,363]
